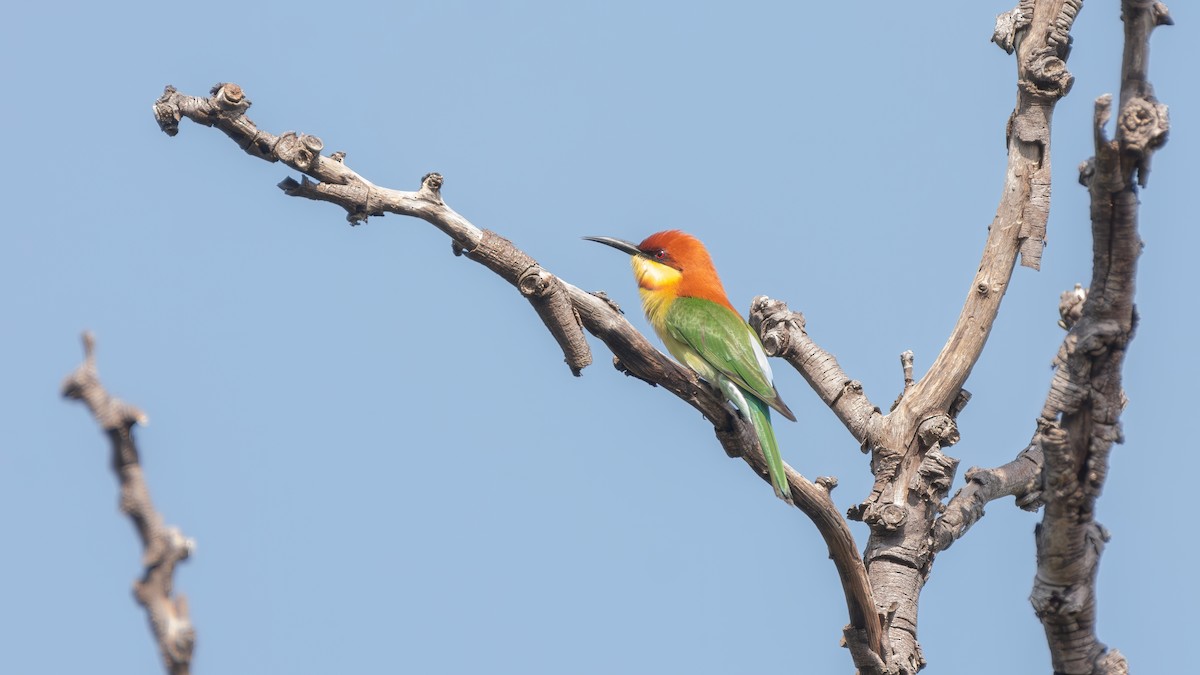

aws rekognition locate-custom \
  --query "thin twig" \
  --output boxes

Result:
[61,332,196,675]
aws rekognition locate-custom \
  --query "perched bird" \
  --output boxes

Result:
[585,230,796,504]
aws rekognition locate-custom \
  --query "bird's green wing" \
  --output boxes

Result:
[665,297,795,421]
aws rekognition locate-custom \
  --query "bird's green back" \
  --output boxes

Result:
[664,297,794,420]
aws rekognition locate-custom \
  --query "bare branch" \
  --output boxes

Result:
[60,333,196,675]
[1031,4,1169,671]
[466,228,592,376]
[744,5,1088,664]
[908,0,1080,414]
[1117,0,1172,187]
[576,288,887,664]
[155,84,888,669]
[930,443,1043,552]
[749,297,883,450]
[931,279,1084,555]
[899,351,915,393]
[773,470,884,664]
[838,3,1084,670]
[155,84,591,375]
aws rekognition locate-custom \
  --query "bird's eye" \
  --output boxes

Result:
[654,249,666,260]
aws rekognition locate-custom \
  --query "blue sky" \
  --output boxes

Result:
[2,2,1194,673]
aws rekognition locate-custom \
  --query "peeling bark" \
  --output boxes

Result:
[819,2,1083,670]
[1031,3,1169,672]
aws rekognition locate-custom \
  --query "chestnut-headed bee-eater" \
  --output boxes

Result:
[586,230,796,504]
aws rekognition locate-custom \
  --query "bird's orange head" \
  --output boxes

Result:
[585,230,736,312]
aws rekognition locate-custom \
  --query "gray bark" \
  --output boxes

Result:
[137,2,1170,672]
[1030,3,1170,672]
[152,81,889,669]
[61,333,196,675]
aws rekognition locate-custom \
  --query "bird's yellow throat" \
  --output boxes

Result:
[631,256,682,328]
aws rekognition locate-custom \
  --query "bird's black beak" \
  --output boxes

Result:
[583,235,643,257]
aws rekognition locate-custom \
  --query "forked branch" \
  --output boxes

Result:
[931,443,1043,552]
[153,83,887,669]
[818,3,1086,672]
[908,0,1081,416]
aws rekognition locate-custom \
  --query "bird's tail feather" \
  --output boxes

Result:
[745,395,793,506]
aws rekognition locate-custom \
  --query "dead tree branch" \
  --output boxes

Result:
[931,443,1044,552]
[1030,3,1170,673]
[750,297,883,450]
[914,0,1080,412]
[761,2,1084,671]
[60,333,196,675]
[154,84,886,669]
